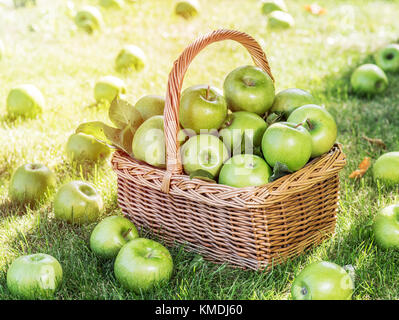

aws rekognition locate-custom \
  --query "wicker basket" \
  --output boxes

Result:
[111,29,346,270]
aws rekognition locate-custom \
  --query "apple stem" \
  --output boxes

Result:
[122,228,132,239]
[206,85,210,100]
[306,119,313,130]
[294,122,304,129]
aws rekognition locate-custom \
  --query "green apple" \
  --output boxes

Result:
[179,85,227,134]
[94,76,126,103]
[7,253,63,300]
[175,0,199,19]
[74,6,103,34]
[291,261,354,300]
[374,44,399,73]
[115,45,146,72]
[261,122,312,171]
[373,152,399,185]
[261,0,287,15]
[66,132,111,163]
[9,163,56,205]
[219,154,272,188]
[99,0,123,8]
[180,134,229,178]
[134,94,165,120]
[270,88,316,117]
[6,84,44,118]
[54,180,103,225]
[350,64,388,96]
[219,111,267,155]
[90,215,139,259]
[223,65,275,116]
[373,204,399,249]
[114,238,173,293]
[268,10,294,29]
[132,115,165,168]
[0,39,4,61]
[287,104,337,158]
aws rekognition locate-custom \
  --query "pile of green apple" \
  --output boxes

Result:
[261,0,294,29]
[350,43,399,96]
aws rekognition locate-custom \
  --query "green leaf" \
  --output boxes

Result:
[268,162,293,182]
[189,169,216,183]
[109,97,144,131]
[266,112,283,126]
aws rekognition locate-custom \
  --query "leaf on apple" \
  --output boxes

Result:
[109,97,144,131]
[189,169,216,183]
[362,135,387,149]
[349,157,371,179]
[269,162,293,182]
[265,112,283,126]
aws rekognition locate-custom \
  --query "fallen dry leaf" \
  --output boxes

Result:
[362,135,387,149]
[349,157,371,179]
[304,3,327,15]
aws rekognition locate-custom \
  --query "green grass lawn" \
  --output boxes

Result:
[1,0,399,300]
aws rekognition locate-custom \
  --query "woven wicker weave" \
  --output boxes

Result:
[111,29,346,270]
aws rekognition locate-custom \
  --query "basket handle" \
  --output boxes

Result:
[161,29,274,193]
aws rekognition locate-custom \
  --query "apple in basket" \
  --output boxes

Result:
[261,122,312,171]
[99,0,124,9]
[114,238,173,293]
[134,94,165,121]
[74,6,103,34]
[115,45,146,72]
[372,152,399,185]
[132,115,166,168]
[287,104,337,158]
[6,84,44,119]
[261,0,287,15]
[94,76,126,104]
[219,154,272,188]
[350,64,388,96]
[9,163,56,206]
[268,11,295,29]
[223,65,275,116]
[270,88,316,118]
[291,261,354,300]
[179,85,227,134]
[54,180,103,224]
[219,111,267,155]
[374,44,399,73]
[66,132,111,163]
[180,134,229,179]
[175,0,200,19]
[7,253,63,300]
[90,216,139,259]
[373,204,399,249]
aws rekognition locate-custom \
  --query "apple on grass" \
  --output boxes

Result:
[374,44,399,73]
[7,84,45,119]
[219,111,267,155]
[291,261,354,300]
[134,94,165,121]
[373,204,399,249]
[66,132,111,163]
[219,154,272,188]
[74,6,103,34]
[54,180,103,225]
[268,11,294,29]
[270,88,316,118]
[261,0,287,15]
[7,253,63,300]
[373,152,399,185]
[114,238,173,293]
[179,85,227,134]
[261,122,312,172]
[350,64,388,96]
[9,163,56,206]
[180,134,229,179]
[132,115,165,168]
[94,76,126,104]
[90,216,139,259]
[223,65,275,116]
[175,0,200,19]
[115,45,146,72]
[287,104,337,158]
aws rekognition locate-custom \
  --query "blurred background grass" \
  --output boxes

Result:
[1,0,399,299]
